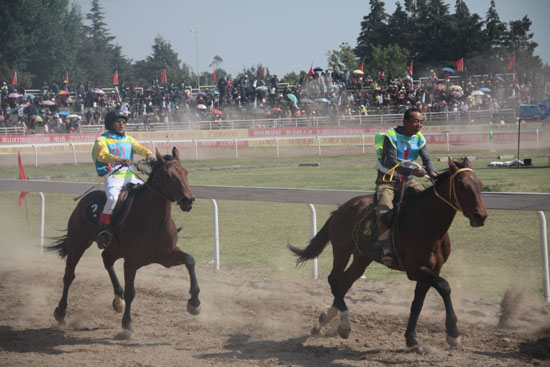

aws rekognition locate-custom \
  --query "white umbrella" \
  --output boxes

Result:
[471,90,485,96]
[352,70,364,75]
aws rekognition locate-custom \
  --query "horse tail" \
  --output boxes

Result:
[46,233,68,259]
[288,216,331,267]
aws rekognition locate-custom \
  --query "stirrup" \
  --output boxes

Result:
[96,230,111,250]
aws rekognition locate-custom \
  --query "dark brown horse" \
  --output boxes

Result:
[48,147,200,331]
[289,158,487,349]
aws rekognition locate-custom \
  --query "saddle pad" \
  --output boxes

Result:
[350,204,398,265]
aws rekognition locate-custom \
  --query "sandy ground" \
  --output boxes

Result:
[0,243,549,367]
[1,140,549,366]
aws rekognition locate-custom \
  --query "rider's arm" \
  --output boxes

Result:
[130,137,153,158]
[93,137,121,164]
[419,145,437,177]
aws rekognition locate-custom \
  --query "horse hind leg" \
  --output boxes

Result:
[54,239,88,325]
[102,251,125,313]
[335,254,371,339]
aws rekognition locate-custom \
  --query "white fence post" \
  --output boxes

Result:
[193,139,198,160]
[275,137,280,158]
[212,199,220,271]
[69,143,77,165]
[32,144,38,167]
[234,139,239,159]
[538,211,550,302]
[446,132,450,152]
[317,136,321,156]
[39,192,45,252]
[308,204,318,279]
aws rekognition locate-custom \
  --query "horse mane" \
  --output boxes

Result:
[126,154,175,196]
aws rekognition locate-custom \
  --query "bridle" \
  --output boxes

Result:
[132,161,192,207]
[433,168,473,212]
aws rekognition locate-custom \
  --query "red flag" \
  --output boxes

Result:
[507,56,515,70]
[11,71,17,86]
[379,70,384,79]
[261,67,265,79]
[408,61,413,76]
[64,71,69,85]
[359,63,364,72]
[113,70,119,85]
[307,63,313,78]
[212,69,216,83]
[161,69,167,84]
[18,151,28,206]
[456,58,464,72]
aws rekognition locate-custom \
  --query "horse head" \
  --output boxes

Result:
[152,147,195,212]
[447,157,487,227]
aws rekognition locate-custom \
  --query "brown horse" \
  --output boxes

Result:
[48,147,200,331]
[289,158,487,349]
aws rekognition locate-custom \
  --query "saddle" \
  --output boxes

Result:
[83,183,140,229]
[349,187,417,269]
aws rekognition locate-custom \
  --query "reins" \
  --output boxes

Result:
[433,168,473,212]
[131,162,181,205]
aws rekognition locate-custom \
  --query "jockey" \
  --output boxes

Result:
[374,107,437,266]
[92,110,152,249]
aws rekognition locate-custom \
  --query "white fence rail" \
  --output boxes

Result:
[0,179,548,301]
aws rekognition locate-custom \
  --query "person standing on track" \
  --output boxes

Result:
[373,107,437,266]
[92,110,152,249]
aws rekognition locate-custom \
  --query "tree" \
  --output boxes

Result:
[356,0,388,63]
[133,36,191,87]
[209,55,223,69]
[78,0,129,87]
[326,42,359,72]
[367,44,409,79]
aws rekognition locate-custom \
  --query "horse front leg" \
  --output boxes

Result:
[121,262,136,331]
[414,268,460,347]
[405,281,430,350]
[164,248,201,315]
[102,251,125,313]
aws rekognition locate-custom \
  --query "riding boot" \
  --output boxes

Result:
[95,223,112,250]
[375,221,393,266]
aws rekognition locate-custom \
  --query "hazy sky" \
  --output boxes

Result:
[74,0,549,77]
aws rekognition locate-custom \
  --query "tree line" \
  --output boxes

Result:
[329,0,548,87]
[1,0,548,92]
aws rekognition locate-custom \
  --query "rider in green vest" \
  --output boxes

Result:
[374,107,437,266]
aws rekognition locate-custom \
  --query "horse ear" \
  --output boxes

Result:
[448,157,458,172]
[155,148,165,164]
[172,146,180,161]
[463,156,471,168]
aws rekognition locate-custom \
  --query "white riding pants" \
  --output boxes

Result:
[102,172,143,215]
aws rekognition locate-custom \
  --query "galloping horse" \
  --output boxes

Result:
[48,147,200,331]
[289,158,487,349]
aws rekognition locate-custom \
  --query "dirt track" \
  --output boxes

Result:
[1,243,549,367]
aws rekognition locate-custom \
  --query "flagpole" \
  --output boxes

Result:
[190,29,200,90]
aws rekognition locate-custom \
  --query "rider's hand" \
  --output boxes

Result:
[411,167,427,177]
[117,157,132,167]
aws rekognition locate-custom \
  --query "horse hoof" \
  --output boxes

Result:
[115,329,133,340]
[407,344,424,354]
[319,312,332,326]
[446,334,461,347]
[338,326,351,339]
[187,301,201,315]
[112,295,125,313]
[54,307,66,324]
[311,326,321,336]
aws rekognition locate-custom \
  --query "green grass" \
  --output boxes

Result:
[1,149,549,300]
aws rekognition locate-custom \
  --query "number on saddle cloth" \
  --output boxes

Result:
[83,183,140,226]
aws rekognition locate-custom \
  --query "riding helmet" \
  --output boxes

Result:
[104,110,128,129]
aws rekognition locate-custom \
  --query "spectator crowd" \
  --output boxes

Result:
[0,67,541,134]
